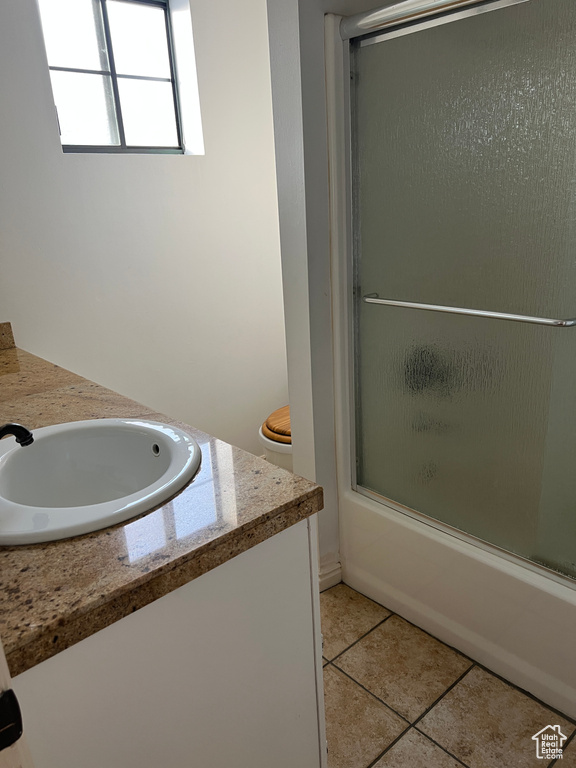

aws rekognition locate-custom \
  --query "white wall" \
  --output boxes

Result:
[0,0,287,456]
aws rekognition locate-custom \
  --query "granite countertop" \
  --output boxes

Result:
[0,326,323,677]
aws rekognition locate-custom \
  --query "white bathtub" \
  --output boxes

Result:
[340,488,576,718]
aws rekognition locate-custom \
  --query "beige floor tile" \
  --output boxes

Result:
[561,739,576,766]
[335,614,472,721]
[373,728,464,768]
[320,584,391,660]
[418,666,576,768]
[323,665,407,768]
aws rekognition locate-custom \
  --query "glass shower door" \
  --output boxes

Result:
[352,0,576,579]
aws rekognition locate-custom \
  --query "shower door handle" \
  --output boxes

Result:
[362,294,576,327]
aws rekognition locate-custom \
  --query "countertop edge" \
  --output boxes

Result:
[8,491,322,677]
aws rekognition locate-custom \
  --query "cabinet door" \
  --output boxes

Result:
[0,640,35,768]
[13,520,324,768]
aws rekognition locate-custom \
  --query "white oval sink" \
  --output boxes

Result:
[0,419,202,545]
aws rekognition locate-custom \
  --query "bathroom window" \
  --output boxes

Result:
[37,0,184,153]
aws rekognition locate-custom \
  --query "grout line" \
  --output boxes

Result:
[326,613,393,665]
[366,726,472,768]
[412,729,472,767]
[322,582,389,612]
[327,603,475,727]
[327,660,474,768]
[332,656,475,765]
[326,662,474,768]
[328,663,412,725]
[331,583,477,664]
[549,728,576,766]
[411,665,476,730]
[471,660,576,726]
[364,725,412,768]
[381,608,476,665]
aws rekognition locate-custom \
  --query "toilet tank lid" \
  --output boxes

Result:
[262,405,291,444]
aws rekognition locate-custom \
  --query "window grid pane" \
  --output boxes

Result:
[49,70,120,146]
[38,0,109,71]
[39,0,182,152]
[107,1,172,79]
[118,78,179,146]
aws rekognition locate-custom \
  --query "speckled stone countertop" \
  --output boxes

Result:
[0,332,323,677]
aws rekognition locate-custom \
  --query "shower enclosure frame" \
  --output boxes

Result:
[324,6,576,718]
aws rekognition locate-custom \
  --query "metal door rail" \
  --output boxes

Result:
[362,294,576,327]
[340,0,528,41]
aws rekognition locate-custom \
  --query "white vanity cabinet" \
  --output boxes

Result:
[12,520,326,768]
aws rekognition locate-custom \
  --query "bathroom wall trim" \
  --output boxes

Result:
[266,0,342,571]
[319,558,342,591]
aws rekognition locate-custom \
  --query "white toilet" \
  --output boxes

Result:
[258,405,293,472]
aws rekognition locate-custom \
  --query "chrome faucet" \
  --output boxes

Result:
[0,423,34,446]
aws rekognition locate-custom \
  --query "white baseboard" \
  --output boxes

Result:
[319,560,342,592]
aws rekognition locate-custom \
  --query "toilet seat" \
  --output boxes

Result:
[261,405,291,444]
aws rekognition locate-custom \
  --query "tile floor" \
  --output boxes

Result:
[320,584,576,768]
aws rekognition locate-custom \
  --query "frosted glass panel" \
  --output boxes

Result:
[357,306,553,559]
[353,0,576,318]
[353,0,576,579]
[534,330,576,578]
